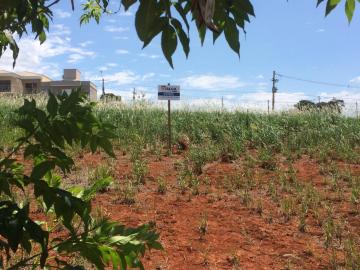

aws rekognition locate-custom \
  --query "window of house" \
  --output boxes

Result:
[0,80,11,92]
[25,83,37,93]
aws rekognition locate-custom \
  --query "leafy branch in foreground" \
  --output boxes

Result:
[1,0,357,68]
[0,90,162,269]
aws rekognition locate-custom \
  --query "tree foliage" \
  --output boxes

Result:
[0,0,358,68]
[295,98,345,113]
[0,90,162,269]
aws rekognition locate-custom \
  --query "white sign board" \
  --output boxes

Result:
[158,85,180,100]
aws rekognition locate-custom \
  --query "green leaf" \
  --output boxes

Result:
[171,18,190,58]
[326,0,342,16]
[3,30,19,68]
[142,17,167,49]
[121,0,136,11]
[238,0,255,17]
[317,0,326,7]
[345,0,356,22]
[174,2,190,32]
[197,24,206,46]
[224,17,240,56]
[47,93,58,117]
[135,0,160,42]
[31,161,55,180]
[161,24,177,69]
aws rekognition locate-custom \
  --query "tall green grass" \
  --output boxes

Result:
[1,96,360,163]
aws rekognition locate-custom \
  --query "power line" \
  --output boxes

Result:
[276,72,360,90]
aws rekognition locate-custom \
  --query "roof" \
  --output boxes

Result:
[17,71,52,82]
[0,70,20,78]
[0,70,52,82]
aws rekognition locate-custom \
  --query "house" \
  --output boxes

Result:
[0,69,97,100]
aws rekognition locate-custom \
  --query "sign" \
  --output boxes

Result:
[158,85,180,100]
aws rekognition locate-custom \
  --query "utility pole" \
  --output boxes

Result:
[271,70,278,112]
[100,71,105,96]
[356,101,359,118]
[221,96,224,111]
[167,83,172,155]
[318,96,321,103]
[133,88,136,101]
[267,100,270,114]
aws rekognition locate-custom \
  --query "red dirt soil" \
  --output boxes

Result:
[71,149,360,270]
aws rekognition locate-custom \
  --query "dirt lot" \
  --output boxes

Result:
[65,149,360,270]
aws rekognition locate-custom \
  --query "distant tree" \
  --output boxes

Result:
[0,0,358,68]
[294,100,317,111]
[295,98,345,113]
[323,98,345,113]
[100,93,122,102]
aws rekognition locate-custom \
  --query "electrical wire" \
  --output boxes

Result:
[276,72,360,90]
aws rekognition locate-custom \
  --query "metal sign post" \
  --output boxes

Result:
[158,84,180,155]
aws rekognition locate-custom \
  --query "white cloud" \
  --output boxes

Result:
[79,41,93,47]
[54,9,71,19]
[0,24,95,78]
[350,76,360,85]
[255,82,268,90]
[139,53,160,59]
[98,62,118,71]
[180,74,247,91]
[116,49,130,55]
[114,36,129,40]
[256,74,264,79]
[104,25,129,32]
[67,54,85,63]
[142,73,155,80]
[316,28,325,33]
[104,71,140,85]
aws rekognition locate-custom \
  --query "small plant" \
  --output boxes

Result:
[198,213,208,240]
[187,145,217,175]
[254,198,263,215]
[177,175,188,194]
[267,179,279,203]
[129,135,144,162]
[227,252,240,269]
[157,177,167,194]
[121,179,137,204]
[240,188,252,207]
[190,177,201,195]
[258,147,277,171]
[322,206,343,248]
[88,164,114,192]
[280,197,296,222]
[344,236,360,269]
[132,158,149,184]
[351,177,360,212]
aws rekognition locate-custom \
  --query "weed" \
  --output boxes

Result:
[121,179,137,204]
[177,175,187,194]
[132,159,149,184]
[258,147,277,171]
[156,177,167,194]
[280,197,296,222]
[351,177,360,211]
[344,236,360,269]
[88,164,114,191]
[267,179,279,203]
[254,198,263,215]
[239,188,252,207]
[190,177,200,195]
[198,213,208,239]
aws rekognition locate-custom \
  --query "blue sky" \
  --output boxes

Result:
[1,0,360,111]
